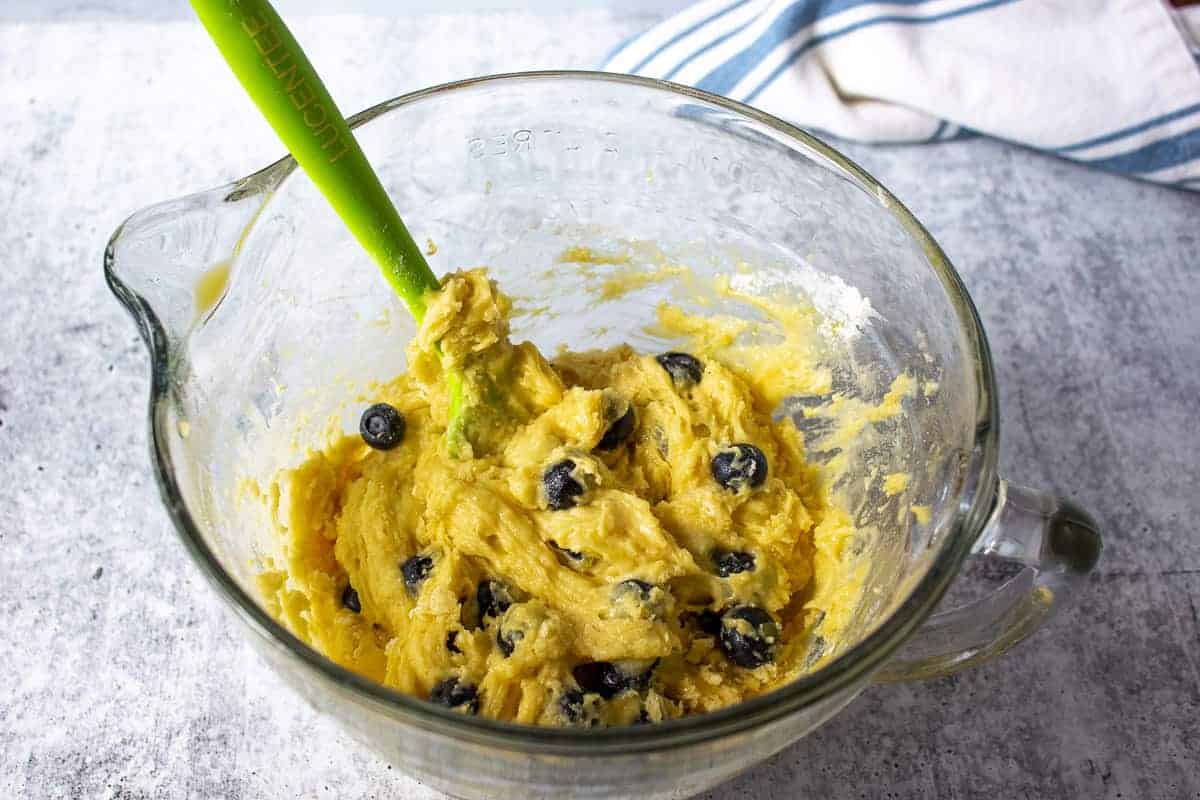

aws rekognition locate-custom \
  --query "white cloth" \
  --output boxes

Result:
[603,0,1200,191]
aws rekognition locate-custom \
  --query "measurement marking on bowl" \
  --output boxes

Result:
[468,129,533,159]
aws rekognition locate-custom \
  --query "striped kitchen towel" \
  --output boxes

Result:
[603,0,1200,191]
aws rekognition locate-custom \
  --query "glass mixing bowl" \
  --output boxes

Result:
[105,72,1101,800]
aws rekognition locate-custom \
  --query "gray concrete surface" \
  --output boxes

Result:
[0,0,690,21]
[1,5,1198,800]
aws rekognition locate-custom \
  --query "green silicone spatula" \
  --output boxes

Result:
[190,0,470,452]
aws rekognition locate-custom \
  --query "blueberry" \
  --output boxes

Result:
[549,540,586,565]
[401,554,434,595]
[612,579,668,620]
[652,425,669,458]
[341,585,361,613]
[429,677,479,714]
[711,444,768,491]
[718,606,780,668]
[618,659,658,691]
[613,579,653,600]
[572,662,628,700]
[543,459,585,510]
[359,403,406,450]
[693,609,723,636]
[559,688,586,724]
[596,405,636,451]
[477,579,513,622]
[445,630,460,653]
[572,660,655,699]
[656,352,704,387]
[497,625,522,657]
[712,549,756,577]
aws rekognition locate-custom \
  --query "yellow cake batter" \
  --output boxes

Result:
[258,267,881,727]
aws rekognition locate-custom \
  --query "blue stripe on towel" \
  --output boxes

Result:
[1079,125,1200,175]
[741,0,1017,103]
[664,5,770,80]
[627,0,754,73]
[693,0,931,96]
[600,31,644,68]
[924,120,949,142]
[1054,102,1200,154]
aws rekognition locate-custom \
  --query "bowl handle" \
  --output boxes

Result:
[873,479,1102,683]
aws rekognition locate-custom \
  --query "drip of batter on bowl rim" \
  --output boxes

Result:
[255,265,908,727]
